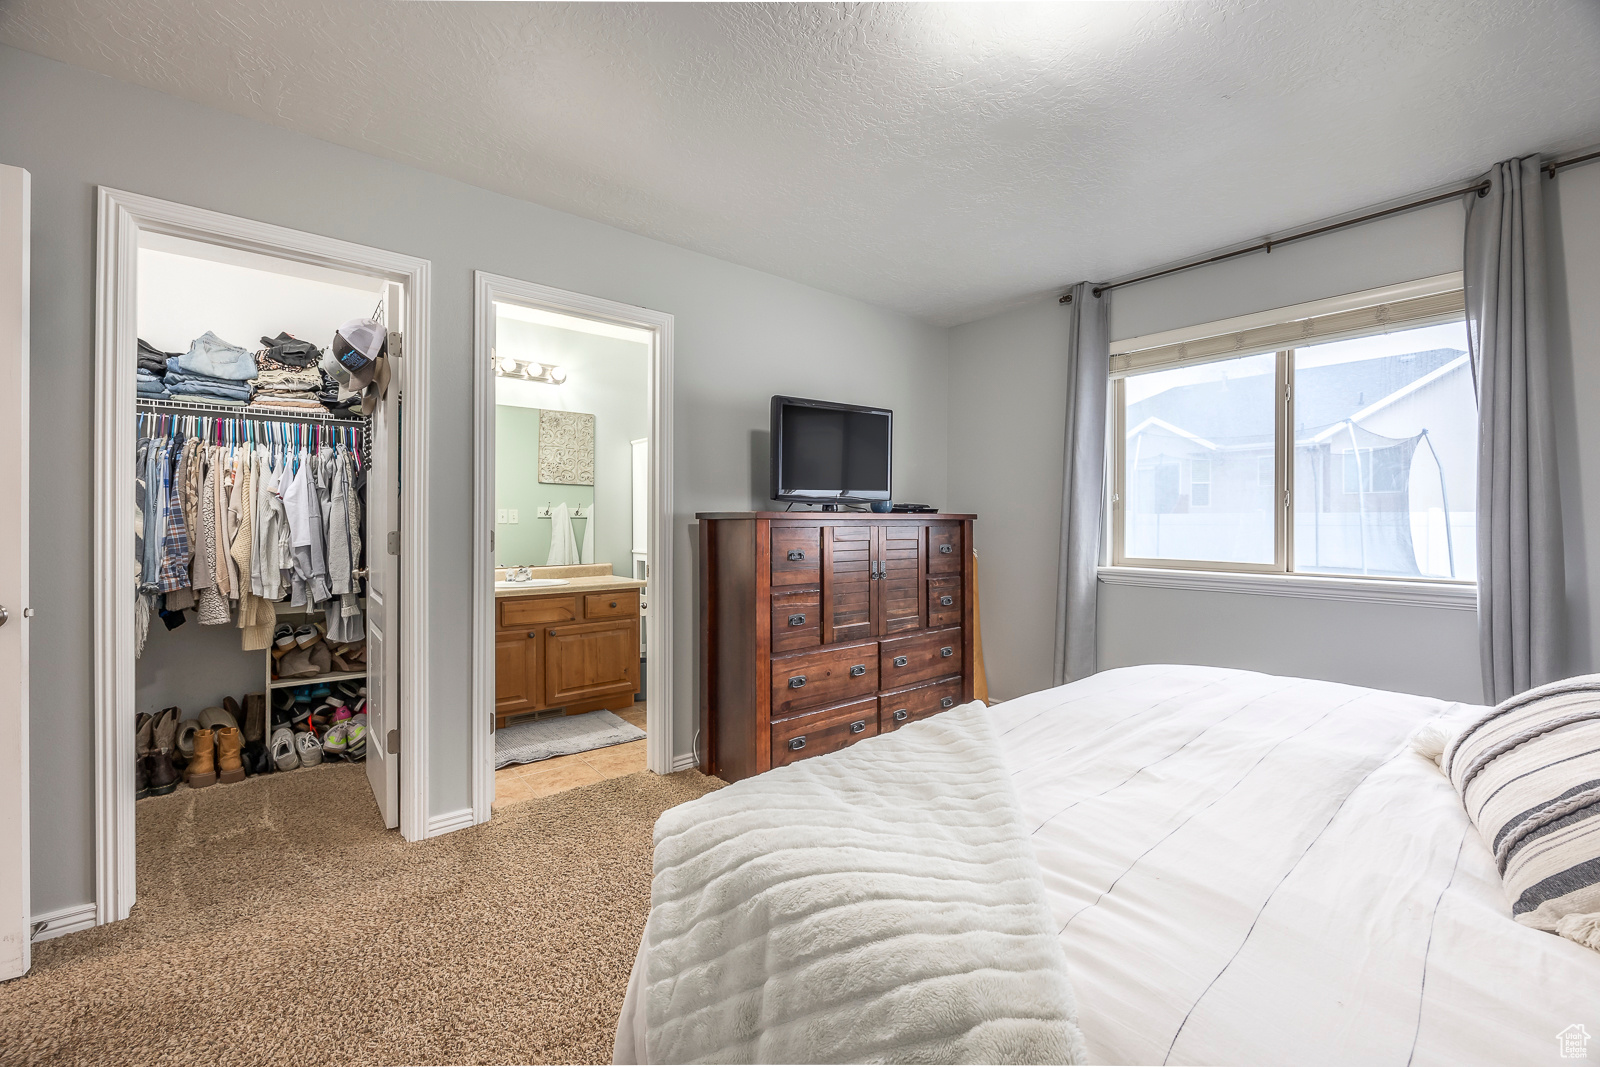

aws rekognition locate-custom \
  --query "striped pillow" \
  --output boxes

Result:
[1443,676,1600,932]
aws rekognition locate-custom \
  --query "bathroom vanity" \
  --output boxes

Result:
[494,564,645,728]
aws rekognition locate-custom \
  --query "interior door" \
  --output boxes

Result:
[0,165,30,980]
[363,280,402,829]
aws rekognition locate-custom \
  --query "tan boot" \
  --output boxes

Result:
[215,726,246,784]
[186,727,217,788]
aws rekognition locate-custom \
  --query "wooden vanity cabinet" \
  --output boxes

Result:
[698,512,976,783]
[494,588,640,727]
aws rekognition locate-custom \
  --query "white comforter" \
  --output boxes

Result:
[621,665,1600,1064]
[996,665,1600,1066]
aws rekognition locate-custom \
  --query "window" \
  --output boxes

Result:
[1111,288,1475,582]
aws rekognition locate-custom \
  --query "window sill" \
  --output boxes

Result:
[1096,566,1476,611]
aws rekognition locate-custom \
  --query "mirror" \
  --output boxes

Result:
[496,406,595,566]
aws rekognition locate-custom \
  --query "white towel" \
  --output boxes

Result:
[545,502,580,566]
[580,502,594,565]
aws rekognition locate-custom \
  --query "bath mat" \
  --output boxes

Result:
[495,709,645,769]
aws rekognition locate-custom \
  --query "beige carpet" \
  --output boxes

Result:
[0,763,720,1066]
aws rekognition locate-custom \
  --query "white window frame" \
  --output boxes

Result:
[1106,274,1475,593]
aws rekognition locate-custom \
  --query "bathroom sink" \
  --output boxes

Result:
[496,578,570,590]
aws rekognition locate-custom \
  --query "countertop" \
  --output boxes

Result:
[494,573,646,598]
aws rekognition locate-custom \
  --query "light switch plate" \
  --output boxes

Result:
[496,508,508,524]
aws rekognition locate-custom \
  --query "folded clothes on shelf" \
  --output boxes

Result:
[175,331,258,381]
[165,361,254,402]
[138,338,177,375]
[259,332,323,369]
[137,368,169,398]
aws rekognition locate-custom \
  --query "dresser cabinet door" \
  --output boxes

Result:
[822,524,874,643]
[544,618,639,706]
[495,630,540,714]
[877,524,926,635]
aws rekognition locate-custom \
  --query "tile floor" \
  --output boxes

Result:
[492,703,648,810]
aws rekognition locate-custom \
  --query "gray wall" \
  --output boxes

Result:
[1,46,949,915]
[948,190,1599,707]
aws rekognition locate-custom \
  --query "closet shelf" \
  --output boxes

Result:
[268,669,367,690]
[137,397,368,428]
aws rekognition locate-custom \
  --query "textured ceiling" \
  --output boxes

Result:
[4,1,1599,326]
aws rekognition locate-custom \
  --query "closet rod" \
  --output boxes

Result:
[1060,145,1600,304]
[136,397,368,429]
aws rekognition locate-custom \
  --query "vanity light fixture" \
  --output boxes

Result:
[492,355,569,385]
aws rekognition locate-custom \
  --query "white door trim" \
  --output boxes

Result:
[471,272,675,822]
[0,165,31,980]
[93,188,434,924]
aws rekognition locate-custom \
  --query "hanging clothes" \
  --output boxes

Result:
[580,502,594,565]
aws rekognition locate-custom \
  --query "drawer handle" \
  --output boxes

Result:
[893,655,908,667]
[941,696,955,708]
[787,550,806,561]
[893,709,908,722]
[940,646,954,657]
[939,595,954,607]
[788,736,806,751]
[788,613,806,626]
[849,664,866,677]
[609,601,617,608]
[849,720,866,734]
[939,544,953,554]
[789,675,806,689]
[528,631,538,638]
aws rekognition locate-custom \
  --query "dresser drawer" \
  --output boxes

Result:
[879,677,964,731]
[771,525,821,587]
[770,641,879,718]
[928,524,962,575]
[584,590,639,619]
[879,627,962,688]
[499,595,578,628]
[770,588,821,654]
[927,577,962,628]
[771,697,879,768]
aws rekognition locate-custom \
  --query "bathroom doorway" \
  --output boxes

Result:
[471,274,674,819]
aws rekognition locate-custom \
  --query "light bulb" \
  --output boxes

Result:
[497,355,517,375]
[544,364,567,385]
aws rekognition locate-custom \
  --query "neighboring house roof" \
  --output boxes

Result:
[1124,415,1218,451]
[1126,347,1464,446]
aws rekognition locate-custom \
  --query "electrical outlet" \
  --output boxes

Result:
[496,508,508,524]
[509,508,519,524]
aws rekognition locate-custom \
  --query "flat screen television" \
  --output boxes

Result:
[770,395,893,507]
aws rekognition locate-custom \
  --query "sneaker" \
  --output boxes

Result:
[274,624,296,651]
[270,726,300,771]
[294,730,323,767]
[322,721,349,758]
[343,713,368,761]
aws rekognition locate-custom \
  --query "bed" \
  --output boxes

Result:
[618,665,1600,1064]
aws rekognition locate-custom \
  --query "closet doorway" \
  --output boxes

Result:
[472,274,673,819]
[93,189,433,925]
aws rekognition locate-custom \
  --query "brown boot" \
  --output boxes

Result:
[243,693,266,745]
[215,727,246,784]
[186,727,217,788]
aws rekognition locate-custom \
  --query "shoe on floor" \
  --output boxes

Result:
[215,726,246,784]
[198,705,238,732]
[243,692,267,745]
[344,713,368,762]
[143,752,180,797]
[270,727,299,771]
[322,720,349,758]
[153,706,180,755]
[135,755,150,800]
[185,727,217,788]
[135,712,154,757]
[295,730,323,768]
[175,718,201,761]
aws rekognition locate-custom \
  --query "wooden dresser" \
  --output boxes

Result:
[697,512,976,782]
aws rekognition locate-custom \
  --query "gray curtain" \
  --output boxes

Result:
[1053,282,1111,685]
[1464,155,1565,703]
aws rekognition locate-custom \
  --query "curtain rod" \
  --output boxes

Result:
[1060,147,1600,304]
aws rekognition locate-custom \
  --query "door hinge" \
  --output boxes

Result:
[386,728,400,755]
[388,531,400,556]
[489,530,495,551]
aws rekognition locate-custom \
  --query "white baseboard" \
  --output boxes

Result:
[671,752,699,772]
[30,903,97,943]
[426,807,476,838]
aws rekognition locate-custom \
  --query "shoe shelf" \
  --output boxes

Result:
[268,668,367,690]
